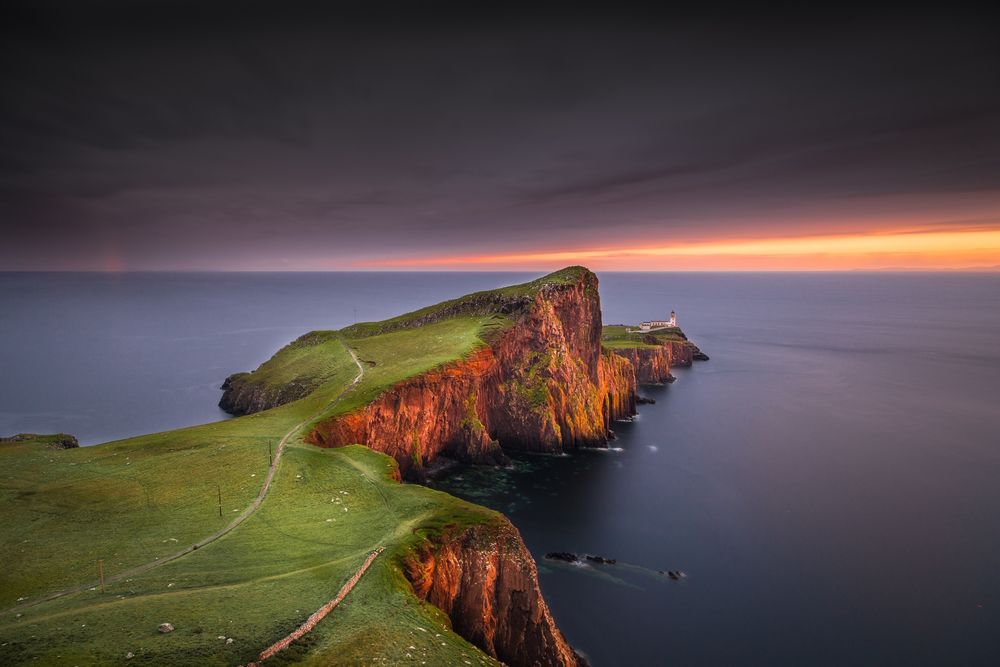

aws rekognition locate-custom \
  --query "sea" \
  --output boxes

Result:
[2,271,999,665]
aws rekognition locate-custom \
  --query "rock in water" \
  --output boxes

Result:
[158,623,174,633]
[545,551,580,563]
[585,555,617,565]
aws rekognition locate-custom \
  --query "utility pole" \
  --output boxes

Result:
[268,440,273,467]
[98,559,105,593]
[217,484,222,518]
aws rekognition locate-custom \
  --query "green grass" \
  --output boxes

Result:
[601,324,687,349]
[226,330,347,392]
[0,340,364,610]
[0,445,502,665]
[340,265,588,340]
[0,267,593,665]
[335,316,494,417]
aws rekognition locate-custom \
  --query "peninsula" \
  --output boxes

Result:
[0,267,704,666]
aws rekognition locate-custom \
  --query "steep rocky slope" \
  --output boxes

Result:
[403,519,584,667]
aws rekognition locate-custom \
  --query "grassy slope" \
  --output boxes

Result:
[0,269,592,665]
[339,265,586,341]
[225,331,347,393]
[0,445,502,666]
[601,324,687,350]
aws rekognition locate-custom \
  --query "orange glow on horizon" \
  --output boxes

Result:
[355,227,1000,271]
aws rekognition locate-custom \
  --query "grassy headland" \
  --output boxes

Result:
[0,268,593,665]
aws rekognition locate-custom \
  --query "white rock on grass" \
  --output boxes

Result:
[158,623,174,633]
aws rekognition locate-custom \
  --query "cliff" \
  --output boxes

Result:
[612,339,703,382]
[403,519,585,667]
[611,346,674,384]
[205,267,707,666]
[307,269,637,477]
[600,323,709,384]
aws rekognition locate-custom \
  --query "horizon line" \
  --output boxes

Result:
[3,267,1000,274]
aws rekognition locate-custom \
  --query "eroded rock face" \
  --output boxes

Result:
[612,337,707,384]
[309,347,509,474]
[403,520,586,667]
[612,346,674,384]
[307,271,637,477]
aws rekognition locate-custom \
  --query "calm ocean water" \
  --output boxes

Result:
[3,271,1000,665]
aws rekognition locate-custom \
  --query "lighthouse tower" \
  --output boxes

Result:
[669,310,677,327]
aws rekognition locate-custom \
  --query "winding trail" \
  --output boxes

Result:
[10,338,366,613]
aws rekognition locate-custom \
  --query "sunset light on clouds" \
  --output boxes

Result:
[3,5,998,273]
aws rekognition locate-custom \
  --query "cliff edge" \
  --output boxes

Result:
[404,518,585,667]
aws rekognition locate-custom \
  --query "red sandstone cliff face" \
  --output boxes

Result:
[309,348,508,473]
[308,272,636,477]
[612,346,674,384]
[666,340,697,366]
[611,338,701,384]
[403,520,585,667]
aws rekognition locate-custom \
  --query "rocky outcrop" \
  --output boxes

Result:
[612,346,674,384]
[219,330,345,415]
[611,336,708,384]
[307,271,637,477]
[0,433,79,449]
[403,519,585,667]
[218,372,316,415]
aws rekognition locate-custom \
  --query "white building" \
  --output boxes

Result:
[636,310,676,332]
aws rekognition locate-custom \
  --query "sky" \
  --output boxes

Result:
[1,2,999,271]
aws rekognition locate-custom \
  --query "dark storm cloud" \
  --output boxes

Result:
[1,2,998,269]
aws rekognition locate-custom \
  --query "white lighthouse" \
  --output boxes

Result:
[635,310,678,332]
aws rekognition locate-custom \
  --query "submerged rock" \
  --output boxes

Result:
[584,555,617,565]
[545,552,580,563]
